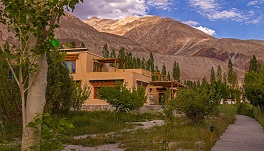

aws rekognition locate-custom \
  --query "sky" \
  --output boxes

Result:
[70,0,264,40]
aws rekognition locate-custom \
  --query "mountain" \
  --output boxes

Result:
[83,16,264,73]
[2,13,263,82]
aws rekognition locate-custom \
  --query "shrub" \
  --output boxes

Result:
[176,87,220,123]
[97,82,147,112]
[237,102,253,118]
[176,89,207,122]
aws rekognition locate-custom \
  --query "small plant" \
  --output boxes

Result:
[27,113,74,151]
[97,82,146,112]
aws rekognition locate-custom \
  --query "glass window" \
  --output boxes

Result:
[65,60,76,74]
[72,61,76,74]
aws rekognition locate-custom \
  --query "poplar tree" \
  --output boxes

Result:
[0,0,83,150]
[167,71,171,81]
[249,54,260,72]
[102,44,109,58]
[141,58,146,69]
[162,63,167,76]
[210,67,216,83]
[217,65,222,81]
[173,61,181,82]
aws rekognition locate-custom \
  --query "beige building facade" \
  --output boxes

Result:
[62,48,186,107]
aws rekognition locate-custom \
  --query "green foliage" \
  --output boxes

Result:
[146,52,155,72]
[0,52,21,122]
[227,59,238,87]
[71,82,90,111]
[244,66,264,107]
[45,51,73,115]
[102,44,109,58]
[141,58,146,69]
[161,63,166,76]
[172,61,180,81]
[167,71,171,81]
[97,82,147,112]
[176,89,210,123]
[176,80,228,123]
[27,113,74,151]
[210,66,215,83]
[237,102,253,118]
[249,55,260,72]
[216,65,222,81]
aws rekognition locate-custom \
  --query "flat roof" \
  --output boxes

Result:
[59,48,88,52]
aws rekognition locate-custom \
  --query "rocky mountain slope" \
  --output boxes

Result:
[84,16,264,72]
[2,12,264,82]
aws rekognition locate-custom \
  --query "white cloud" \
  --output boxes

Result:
[247,1,258,6]
[71,0,147,19]
[246,17,262,24]
[189,0,248,22]
[70,0,173,19]
[189,0,218,10]
[195,26,216,36]
[209,10,246,21]
[183,20,216,36]
[247,0,264,6]
[183,20,200,26]
[146,0,172,10]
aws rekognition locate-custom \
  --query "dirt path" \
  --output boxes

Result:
[211,115,264,151]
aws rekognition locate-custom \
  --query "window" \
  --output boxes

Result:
[65,60,76,74]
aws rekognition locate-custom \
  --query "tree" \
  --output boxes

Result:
[141,58,146,69]
[244,66,264,107]
[210,67,216,83]
[167,71,171,81]
[162,63,167,77]
[216,65,222,81]
[136,57,141,68]
[102,44,109,58]
[98,82,146,112]
[117,47,125,69]
[109,49,116,67]
[249,55,260,72]
[0,0,83,150]
[227,59,238,87]
[223,72,227,84]
[173,61,180,81]
[45,52,73,115]
[146,52,154,72]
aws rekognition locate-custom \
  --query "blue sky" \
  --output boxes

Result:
[70,0,264,40]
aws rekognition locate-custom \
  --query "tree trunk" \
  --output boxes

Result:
[21,54,48,151]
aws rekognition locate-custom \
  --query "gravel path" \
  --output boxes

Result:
[211,115,264,151]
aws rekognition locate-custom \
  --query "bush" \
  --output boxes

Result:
[176,89,210,123]
[237,102,253,118]
[97,82,147,112]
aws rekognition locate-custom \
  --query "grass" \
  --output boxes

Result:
[63,111,164,136]
[65,105,237,151]
[0,105,237,151]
